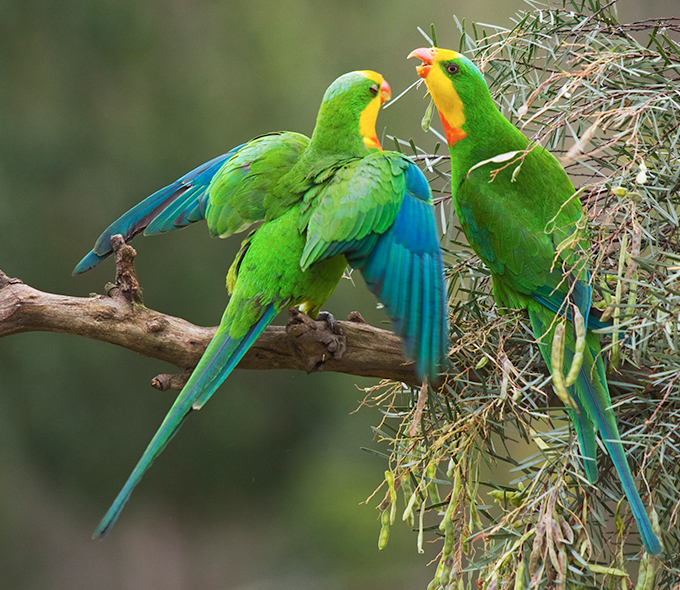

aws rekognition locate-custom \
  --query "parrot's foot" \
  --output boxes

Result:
[316,310,340,334]
[286,308,347,373]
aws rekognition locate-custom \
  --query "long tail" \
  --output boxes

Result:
[73,150,239,275]
[93,303,278,538]
[571,339,661,555]
[528,305,661,554]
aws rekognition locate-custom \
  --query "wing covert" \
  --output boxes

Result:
[299,152,409,270]
[204,132,310,238]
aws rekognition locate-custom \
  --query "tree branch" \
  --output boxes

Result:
[0,237,420,389]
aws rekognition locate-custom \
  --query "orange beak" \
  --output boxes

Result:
[380,79,391,104]
[408,47,437,79]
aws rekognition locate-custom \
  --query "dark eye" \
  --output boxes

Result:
[446,63,459,75]
[369,83,379,96]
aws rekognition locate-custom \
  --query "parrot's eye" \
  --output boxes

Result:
[368,83,379,96]
[445,63,460,75]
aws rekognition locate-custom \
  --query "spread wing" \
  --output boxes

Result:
[203,132,309,238]
[300,152,449,380]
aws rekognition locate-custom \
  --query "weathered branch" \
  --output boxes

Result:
[0,238,420,389]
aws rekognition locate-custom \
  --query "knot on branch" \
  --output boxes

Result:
[286,308,346,373]
[0,269,23,290]
[347,310,366,323]
[152,368,194,392]
[110,235,144,305]
[0,269,24,324]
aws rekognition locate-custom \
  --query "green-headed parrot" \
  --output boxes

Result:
[76,70,449,537]
[408,47,660,555]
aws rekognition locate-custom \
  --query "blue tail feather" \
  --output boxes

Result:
[573,356,661,555]
[562,345,599,483]
[93,303,278,538]
[192,305,279,410]
[74,151,237,275]
[528,305,599,479]
[528,303,660,554]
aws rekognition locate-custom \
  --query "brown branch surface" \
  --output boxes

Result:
[0,241,419,388]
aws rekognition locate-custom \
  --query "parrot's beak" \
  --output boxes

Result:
[380,79,391,104]
[408,47,437,79]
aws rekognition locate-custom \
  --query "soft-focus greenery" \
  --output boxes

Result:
[0,1,676,589]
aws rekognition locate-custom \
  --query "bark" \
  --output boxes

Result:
[0,236,420,389]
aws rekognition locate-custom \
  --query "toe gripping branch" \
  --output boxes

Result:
[286,308,347,372]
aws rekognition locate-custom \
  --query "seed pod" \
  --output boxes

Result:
[378,509,390,550]
[421,98,435,131]
[551,321,578,410]
[564,306,585,387]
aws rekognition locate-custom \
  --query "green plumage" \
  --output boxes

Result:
[80,70,449,537]
[414,47,661,554]
[203,132,310,238]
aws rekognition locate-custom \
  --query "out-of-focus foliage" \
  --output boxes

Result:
[371,1,680,588]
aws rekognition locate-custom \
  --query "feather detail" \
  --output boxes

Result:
[94,303,279,538]
[73,152,235,274]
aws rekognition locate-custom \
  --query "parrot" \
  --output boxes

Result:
[408,47,661,555]
[76,69,449,537]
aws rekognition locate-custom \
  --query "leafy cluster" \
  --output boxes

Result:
[370,1,680,588]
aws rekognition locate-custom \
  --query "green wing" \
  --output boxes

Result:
[204,131,310,238]
[298,152,407,269]
[455,149,586,311]
[298,152,449,380]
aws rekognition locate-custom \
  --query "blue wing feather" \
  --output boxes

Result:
[144,185,209,235]
[351,161,448,380]
[73,150,240,274]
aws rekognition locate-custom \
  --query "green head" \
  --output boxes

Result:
[311,70,391,153]
[408,47,492,147]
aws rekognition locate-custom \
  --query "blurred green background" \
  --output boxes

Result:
[0,1,672,588]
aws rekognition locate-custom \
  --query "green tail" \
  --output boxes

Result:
[528,306,661,555]
[93,303,279,538]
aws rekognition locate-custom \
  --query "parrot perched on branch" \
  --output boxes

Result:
[76,70,449,537]
[409,47,661,555]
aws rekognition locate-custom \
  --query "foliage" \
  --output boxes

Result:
[370,1,680,588]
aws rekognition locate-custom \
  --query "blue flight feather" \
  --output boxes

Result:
[73,150,239,274]
[351,161,448,380]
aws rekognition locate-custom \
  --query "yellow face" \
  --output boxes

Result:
[357,70,391,149]
[409,47,467,146]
